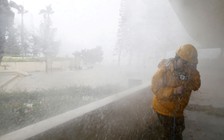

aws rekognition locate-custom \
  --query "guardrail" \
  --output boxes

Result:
[0,84,152,140]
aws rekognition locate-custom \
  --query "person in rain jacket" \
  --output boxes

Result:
[151,44,201,140]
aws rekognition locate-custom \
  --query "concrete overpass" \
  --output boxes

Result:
[170,0,224,49]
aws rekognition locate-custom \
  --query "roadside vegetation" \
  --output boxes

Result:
[0,85,125,135]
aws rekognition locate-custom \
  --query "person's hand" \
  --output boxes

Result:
[174,86,184,95]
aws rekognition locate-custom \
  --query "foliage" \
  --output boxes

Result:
[37,5,60,72]
[73,46,103,65]
[39,5,59,57]
[0,0,15,62]
[0,1,35,60]
[0,85,124,135]
[3,24,39,57]
[0,2,60,65]
[4,26,21,56]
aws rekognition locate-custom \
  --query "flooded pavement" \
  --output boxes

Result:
[0,65,145,92]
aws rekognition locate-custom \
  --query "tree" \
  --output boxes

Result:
[9,1,28,56]
[4,26,21,56]
[0,0,15,62]
[39,5,59,57]
[30,34,44,57]
[72,46,103,69]
[81,46,103,65]
[39,5,59,72]
[4,24,39,57]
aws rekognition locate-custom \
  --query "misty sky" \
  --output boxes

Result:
[13,0,121,59]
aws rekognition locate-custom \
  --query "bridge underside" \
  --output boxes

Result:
[170,0,224,48]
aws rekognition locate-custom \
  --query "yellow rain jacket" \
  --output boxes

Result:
[151,58,201,117]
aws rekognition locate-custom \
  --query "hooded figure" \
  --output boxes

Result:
[151,44,201,140]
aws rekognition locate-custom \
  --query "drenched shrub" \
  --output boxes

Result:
[0,85,125,135]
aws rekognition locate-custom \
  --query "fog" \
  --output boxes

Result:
[1,0,198,91]
[13,0,120,62]
[0,0,224,139]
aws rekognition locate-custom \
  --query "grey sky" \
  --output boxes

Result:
[13,0,121,59]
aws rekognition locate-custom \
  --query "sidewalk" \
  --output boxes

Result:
[185,61,224,139]
[184,110,224,140]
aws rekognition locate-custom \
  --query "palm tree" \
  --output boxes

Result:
[39,5,58,72]
[39,5,54,29]
[10,1,28,56]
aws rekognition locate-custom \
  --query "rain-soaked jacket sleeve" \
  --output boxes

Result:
[188,69,201,91]
[151,68,175,99]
